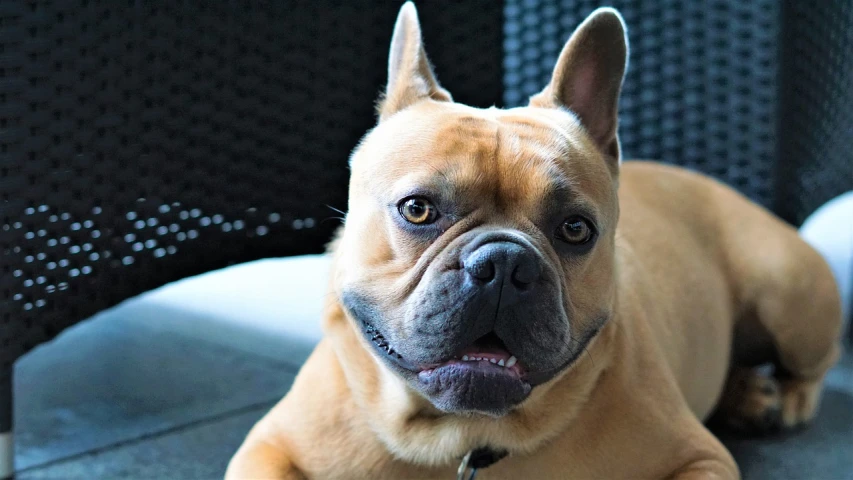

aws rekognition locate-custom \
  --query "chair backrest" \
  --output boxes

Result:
[774,1,853,225]
[0,1,504,370]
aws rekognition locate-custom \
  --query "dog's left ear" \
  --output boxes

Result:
[530,8,628,162]
[378,2,452,122]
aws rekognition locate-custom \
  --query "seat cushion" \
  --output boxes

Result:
[126,255,330,366]
[800,190,853,330]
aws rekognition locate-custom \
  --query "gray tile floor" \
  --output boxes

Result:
[14,310,297,479]
[13,304,853,479]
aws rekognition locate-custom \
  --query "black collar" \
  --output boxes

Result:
[468,446,508,470]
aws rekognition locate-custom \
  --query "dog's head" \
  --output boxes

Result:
[336,2,628,417]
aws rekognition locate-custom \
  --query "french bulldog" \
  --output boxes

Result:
[226,3,843,478]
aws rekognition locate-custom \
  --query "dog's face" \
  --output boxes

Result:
[336,3,628,417]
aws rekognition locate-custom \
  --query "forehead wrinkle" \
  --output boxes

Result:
[502,108,586,153]
[502,115,574,164]
[500,124,576,204]
[386,159,488,210]
[379,114,496,190]
[435,115,498,162]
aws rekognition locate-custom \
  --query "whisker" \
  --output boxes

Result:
[324,204,347,216]
[583,345,596,369]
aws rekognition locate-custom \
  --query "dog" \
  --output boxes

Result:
[226,4,843,478]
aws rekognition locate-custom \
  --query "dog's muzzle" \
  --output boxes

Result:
[343,230,577,416]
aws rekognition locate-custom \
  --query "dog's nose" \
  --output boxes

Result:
[463,242,541,300]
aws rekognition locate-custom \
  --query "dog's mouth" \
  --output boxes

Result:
[417,332,531,416]
[421,332,524,377]
[359,318,532,415]
[362,319,524,377]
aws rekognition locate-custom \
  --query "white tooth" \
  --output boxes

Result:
[489,358,497,364]
[506,356,517,368]
[475,357,482,361]
[498,359,506,366]
[462,355,469,361]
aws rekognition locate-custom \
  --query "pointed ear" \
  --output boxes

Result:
[529,8,628,161]
[378,2,452,122]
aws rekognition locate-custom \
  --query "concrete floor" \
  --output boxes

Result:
[14,309,296,479]
[11,257,853,479]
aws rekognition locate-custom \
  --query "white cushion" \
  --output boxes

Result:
[800,191,853,330]
[115,255,330,365]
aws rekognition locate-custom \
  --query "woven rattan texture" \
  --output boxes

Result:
[505,0,779,208]
[776,1,853,225]
[0,1,503,370]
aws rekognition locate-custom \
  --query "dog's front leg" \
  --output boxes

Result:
[665,457,740,480]
[225,436,306,480]
[653,416,740,480]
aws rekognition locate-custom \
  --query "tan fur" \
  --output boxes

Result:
[226,5,842,479]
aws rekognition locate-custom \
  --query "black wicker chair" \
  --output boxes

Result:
[1,1,851,478]
[0,2,504,476]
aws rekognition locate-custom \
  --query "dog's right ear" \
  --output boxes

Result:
[377,2,452,122]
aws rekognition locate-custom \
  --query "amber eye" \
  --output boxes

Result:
[399,197,438,225]
[556,216,595,245]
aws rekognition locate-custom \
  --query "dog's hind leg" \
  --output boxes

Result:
[720,240,843,433]
[758,245,842,429]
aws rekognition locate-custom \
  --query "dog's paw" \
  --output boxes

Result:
[715,367,827,435]
[778,376,823,430]
[714,367,783,435]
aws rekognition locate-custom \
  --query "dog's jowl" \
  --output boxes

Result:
[226,3,843,479]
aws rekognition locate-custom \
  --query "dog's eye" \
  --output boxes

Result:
[399,197,438,225]
[556,216,595,245]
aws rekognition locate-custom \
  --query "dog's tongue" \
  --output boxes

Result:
[461,332,511,356]
[452,332,520,370]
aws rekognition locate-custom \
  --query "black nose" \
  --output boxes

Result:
[463,241,541,302]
